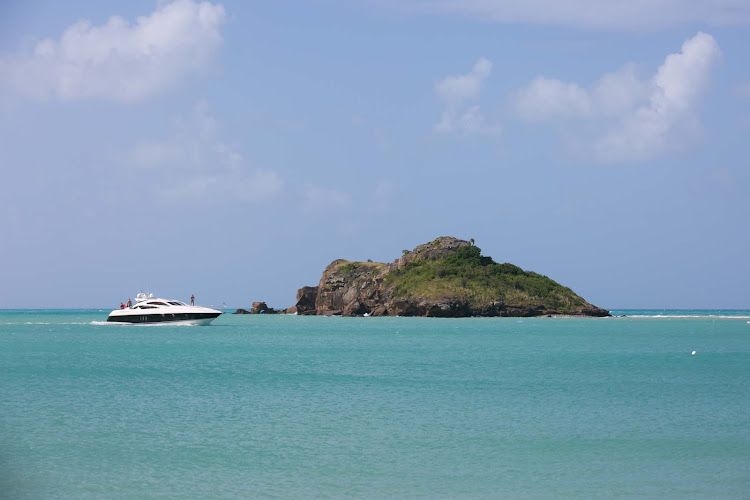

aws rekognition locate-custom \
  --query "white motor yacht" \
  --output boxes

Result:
[107,293,222,325]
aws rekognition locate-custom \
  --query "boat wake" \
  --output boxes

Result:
[0,321,92,326]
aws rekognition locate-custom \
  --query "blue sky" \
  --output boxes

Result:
[1,0,748,309]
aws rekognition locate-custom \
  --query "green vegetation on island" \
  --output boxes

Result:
[385,244,591,314]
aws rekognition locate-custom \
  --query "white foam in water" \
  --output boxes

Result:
[24,321,90,325]
[624,315,750,319]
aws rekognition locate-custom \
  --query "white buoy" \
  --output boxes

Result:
[692,351,697,355]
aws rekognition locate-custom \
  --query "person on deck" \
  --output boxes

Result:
[190,294,195,306]
[126,298,132,308]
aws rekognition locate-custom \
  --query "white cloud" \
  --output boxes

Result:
[515,77,593,122]
[432,111,454,133]
[304,186,351,209]
[514,32,720,162]
[594,64,649,116]
[456,105,501,135]
[385,0,750,30]
[132,101,240,170]
[596,32,720,162]
[435,58,492,104]
[433,58,499,135]
[0,0,226,101]
[129,102,283,204]
[515,64,648,122]
[161,169,283,204]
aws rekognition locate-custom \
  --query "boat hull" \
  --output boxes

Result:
[107,312,221,326]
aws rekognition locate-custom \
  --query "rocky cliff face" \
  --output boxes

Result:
[315,259,388,316]
[289,286,318,315]
[294,236,609,318]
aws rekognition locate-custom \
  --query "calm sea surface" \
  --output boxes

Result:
[1,310,749,499]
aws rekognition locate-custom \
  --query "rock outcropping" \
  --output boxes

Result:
[293,236,609,318]
[288,286,318,315]
[233,301,281,314]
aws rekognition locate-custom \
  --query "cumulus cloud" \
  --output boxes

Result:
[384,0,750,30]
[433,58,499,135]
[0,0,225,101]
[514,32,720,162]
[596,33,720,161]
[515,64,648,122]
[516,78,592,122]
[130,102,283,204]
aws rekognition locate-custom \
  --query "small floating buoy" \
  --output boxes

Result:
[692,351,697,355]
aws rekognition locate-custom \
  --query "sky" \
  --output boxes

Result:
[0,0,749,309]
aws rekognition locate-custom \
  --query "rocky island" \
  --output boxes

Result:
[286,236,609,318]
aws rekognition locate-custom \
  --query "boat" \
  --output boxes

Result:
[107,292,222,325]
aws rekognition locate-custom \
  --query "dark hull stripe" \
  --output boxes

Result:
[107,312,221,323]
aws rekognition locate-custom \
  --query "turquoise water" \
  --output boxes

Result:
[1,311,749,499]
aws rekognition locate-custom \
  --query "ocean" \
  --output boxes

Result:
[1,310,748,499]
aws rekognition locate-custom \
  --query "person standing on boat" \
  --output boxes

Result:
[126,298,132,308]
[190,294,195,306]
